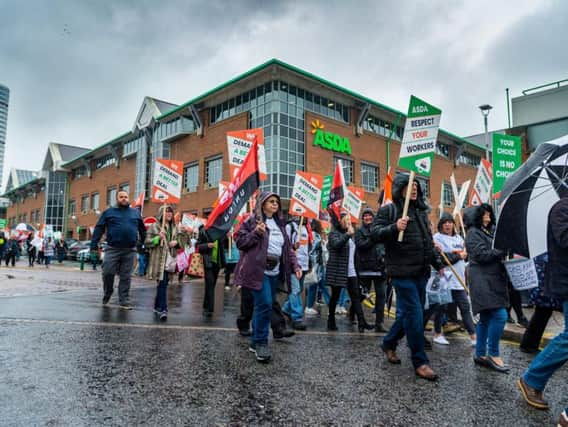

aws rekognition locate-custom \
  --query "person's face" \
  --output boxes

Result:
[340,215,351,230]
[441,221,454,235]
[362,213,373,225]
[262,197,279,216]
[165,210,173,221]
[116,191,129,207]
[482,211,491,227]
[402,182,418,201]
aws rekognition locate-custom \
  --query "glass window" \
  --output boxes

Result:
[119,182,130,196]
[81,195,90,213]
[437,143,450,158]
[107,187,117,207]
[443,182,454,207]
[458,151,481,167]
[415,176,430,198]
[95,154,116,170]
[205,156,222,188]
[183,162,199,192]
[91,193,100,212]
[361,163,379,193]
[68,200,76,217]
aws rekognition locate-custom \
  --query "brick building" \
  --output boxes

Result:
[3,59,485,238]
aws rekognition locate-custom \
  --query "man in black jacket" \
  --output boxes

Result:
[371,174,442,381]
[518,196,568,419]
[355,207,387,332]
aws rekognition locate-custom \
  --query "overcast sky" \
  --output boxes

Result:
[1,0,567,188]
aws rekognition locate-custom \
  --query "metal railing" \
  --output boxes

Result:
[522,79,568,95]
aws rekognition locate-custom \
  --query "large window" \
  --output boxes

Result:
[95,154,116,170]
[415,175,430,198]
[183,162,199,192]
[443,182,454,207]
[437,142,450,158]
[107,187,117,207]
[205,156,222,188]
[72,166,87,179]
[91,192,100,212]
[81,195,90,213]
[334,156,354,185]
[45,171,67,231]
[458,151,481,167]
[68,200,76,217]
[363,115,403,141]
[361,162,379,193]
[119,183,130,196]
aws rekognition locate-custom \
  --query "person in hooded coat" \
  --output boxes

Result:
[145,205,189,320]
[233,191,301,363]
[196,224,226,317]
[371,174,442,381]
[465,203,510,372]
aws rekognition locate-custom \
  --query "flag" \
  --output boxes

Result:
[131,191,145,208]
[205,138,260,241]
[381,167,393,206]
[327,159,347,219]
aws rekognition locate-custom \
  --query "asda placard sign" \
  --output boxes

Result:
[398,96,442,177]
[492,133,522,195]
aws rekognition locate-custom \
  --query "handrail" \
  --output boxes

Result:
[522,79,568,95]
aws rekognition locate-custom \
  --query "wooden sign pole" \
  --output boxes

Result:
[397,171,415,242]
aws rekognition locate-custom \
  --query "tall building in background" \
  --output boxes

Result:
[0,84,9,192]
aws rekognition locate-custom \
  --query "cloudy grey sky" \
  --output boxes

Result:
[1,0,566,187]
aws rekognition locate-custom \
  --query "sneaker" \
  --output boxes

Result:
[119,303,132,310]
[433,335,450,345]
[254,343,271,363]
[153,308,161,315]
[304,307,318,316]
[558,409,568,427]
[291,321,307,331]
[159,311,168,321]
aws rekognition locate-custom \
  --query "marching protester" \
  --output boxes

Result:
[234,191,301,363]
[26,233,36,267]
[145,205,189,321]
[355,207,387,332]
[433,213,476,346]
[91,190,146,309]
[465,203,510,373]
[372,174,442,381]
[43,236,55,268]
[55,239,67,264]
[224,235,239,290]
[517,196,568,425]
[197,224,226,317]
[4,234,19,267]
[326,209,373,333]
[305,219,330,315]
[282,216,311,330]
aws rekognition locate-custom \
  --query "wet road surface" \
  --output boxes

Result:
[0,266,566,425]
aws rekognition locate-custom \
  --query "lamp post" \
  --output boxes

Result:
[478,104,493,161]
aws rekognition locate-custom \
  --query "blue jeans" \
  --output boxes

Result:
[523,300,568,391]
[138,253,148,276]
[252,274,279,345]
[154,273,169,312]
[383,277,429,369]
[283,271,306,322]
[338,288,350,308]
[475,308,507,358]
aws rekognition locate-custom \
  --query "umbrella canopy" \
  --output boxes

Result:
[494,134,568,258]
[15,223,36,232]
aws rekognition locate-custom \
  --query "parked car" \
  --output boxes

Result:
[78,242,107,264]
[67,240,91,261]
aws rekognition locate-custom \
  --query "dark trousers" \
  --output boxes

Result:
[359,275,387,326]
[329,277,366,324]
[28,249,36,266]
[508,283,526,321]
[224,263,236,287]
[154,273,170,312]
[5,251,16,267]
[102,247,136,304]
[451,289,476,335]
[521,305,554,351]
[237,286,287,334]
[203,264,220,313]
[424,304,445,334]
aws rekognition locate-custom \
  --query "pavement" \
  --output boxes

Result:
[0,260,566,426]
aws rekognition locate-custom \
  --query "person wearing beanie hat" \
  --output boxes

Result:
[355,207,387,332]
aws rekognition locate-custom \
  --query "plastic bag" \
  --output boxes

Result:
[425,270,452,309]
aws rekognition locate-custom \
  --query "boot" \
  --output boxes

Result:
[357,313,374,333]
[327,316,338,331]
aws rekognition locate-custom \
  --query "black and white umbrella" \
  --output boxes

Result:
[494,134,568,258]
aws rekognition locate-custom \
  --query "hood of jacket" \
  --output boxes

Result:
[469,203,496,230]
[392,173,428,211]
[256,190,284,226]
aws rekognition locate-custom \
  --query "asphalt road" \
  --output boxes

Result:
[0,265,566,426]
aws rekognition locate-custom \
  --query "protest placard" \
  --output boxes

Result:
[289,171,323,219]
[342,186,365,222]
[226,128,267,180]
[470,158,493,206]
[151,159,183,204]
[504,258,539,291]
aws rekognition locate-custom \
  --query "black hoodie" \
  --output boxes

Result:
[371,173,441,278]
[355,207,385,273]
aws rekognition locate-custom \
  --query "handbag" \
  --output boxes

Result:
[187,252,205,278]
[165,250,177,273]
[176,249,190,272]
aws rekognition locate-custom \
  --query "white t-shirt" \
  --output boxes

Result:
[348,238,356,278]
[266,218,284,276]
[434,232,466,291]
[287,222,309,271]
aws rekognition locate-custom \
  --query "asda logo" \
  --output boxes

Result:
[311,119,352,155]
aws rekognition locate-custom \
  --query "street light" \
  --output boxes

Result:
[479,104,493,161]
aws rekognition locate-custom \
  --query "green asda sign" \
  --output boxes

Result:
[312,120,352,155]
[492,133,522,195]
